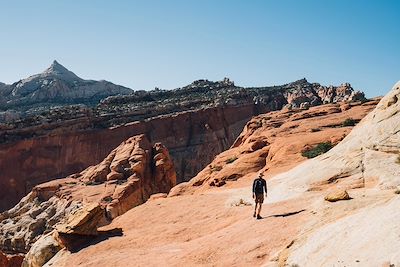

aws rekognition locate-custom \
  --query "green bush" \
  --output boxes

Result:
[210,165,223,172]
[225,156,238,164]
[302,142,334,159]
[342,118,357,127]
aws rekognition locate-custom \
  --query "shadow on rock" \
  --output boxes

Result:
[56,228,123,253]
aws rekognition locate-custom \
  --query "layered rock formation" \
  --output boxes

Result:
[0,77,365,212]
[0,105,250,211]
[37,82,399,267]
[0,135,176,261]
[265,81,400,266]
[172,99,378,194]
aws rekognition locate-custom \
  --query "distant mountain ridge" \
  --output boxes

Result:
[0,60,133,111]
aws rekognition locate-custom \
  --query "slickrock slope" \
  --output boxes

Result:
[0,78,365,212]
[38,82,400,267]
[0,135,176,262]
[173,99,378,195]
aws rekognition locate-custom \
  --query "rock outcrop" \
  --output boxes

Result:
[37,82,399,267]
[21,234,62,267]
[324,190,351,202]
[267,81,400,204]
[172,99,378,195]
[0,78,366,212]
[0,134,176,263]
[0,104,251,212]
[262,81,400,266]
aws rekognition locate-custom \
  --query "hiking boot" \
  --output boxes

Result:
[253,212,256,218]
[256,215,262,220]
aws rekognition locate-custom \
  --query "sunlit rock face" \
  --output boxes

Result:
[0,134,176,258]
[0,76,365,212]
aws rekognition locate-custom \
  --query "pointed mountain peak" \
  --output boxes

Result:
[51,60,63,68]
[45,60,70,74]
[42,60,81,81]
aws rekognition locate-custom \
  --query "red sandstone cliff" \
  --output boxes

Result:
[0,134,176,261]
[0,99,381,267]
[169,100,379,195]
[0,78,365,212]
[0,105,252,211]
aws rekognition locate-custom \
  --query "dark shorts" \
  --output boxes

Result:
[255,193,264,204]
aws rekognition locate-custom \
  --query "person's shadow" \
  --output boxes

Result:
[264,209,306,219]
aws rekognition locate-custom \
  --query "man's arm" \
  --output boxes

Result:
[264,179,267,195]
[252,180,256,197]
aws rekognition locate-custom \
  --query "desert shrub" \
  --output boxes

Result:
[231,198,252,207]
[84,180,100,186]
[210,165,223,172]
[395,188,400,194]
[102,196,113,203]
[311,128,321,132]
[302,142,334,159]
[225,156,238,164]
[342,118,357,127]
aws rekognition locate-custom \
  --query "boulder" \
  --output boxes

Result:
[22,234,61,267]
[55,203,105,236]
[324,190,351,202]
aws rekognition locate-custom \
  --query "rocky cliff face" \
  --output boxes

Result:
[170,99,378,195]
[0,99,376,267]
[29,82,399,267]
[0,105,251,212]
[0,61,132,112]
[0,134,176,259]
[0,78,365,212]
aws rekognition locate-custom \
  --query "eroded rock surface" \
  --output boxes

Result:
[42,82,400,267]
[0,78,365,212]
[21,234,61,267]
[172,99,378,194]
[0,251,23,267]
[0,134,176,265]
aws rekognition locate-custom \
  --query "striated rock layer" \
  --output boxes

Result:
[0,105,249,212]
[0,134,176,259]
[40,82,400,267]
[172,99,378,195]
[0,78,365,212]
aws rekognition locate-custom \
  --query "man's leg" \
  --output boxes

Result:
[253,202,258,217]
[257,203,262,216]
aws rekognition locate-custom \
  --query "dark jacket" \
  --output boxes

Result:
[253,177,267,194]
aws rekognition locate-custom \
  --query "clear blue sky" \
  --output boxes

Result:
[0,0,398,97]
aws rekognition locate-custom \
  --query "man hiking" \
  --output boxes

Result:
[252,172,267,219]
